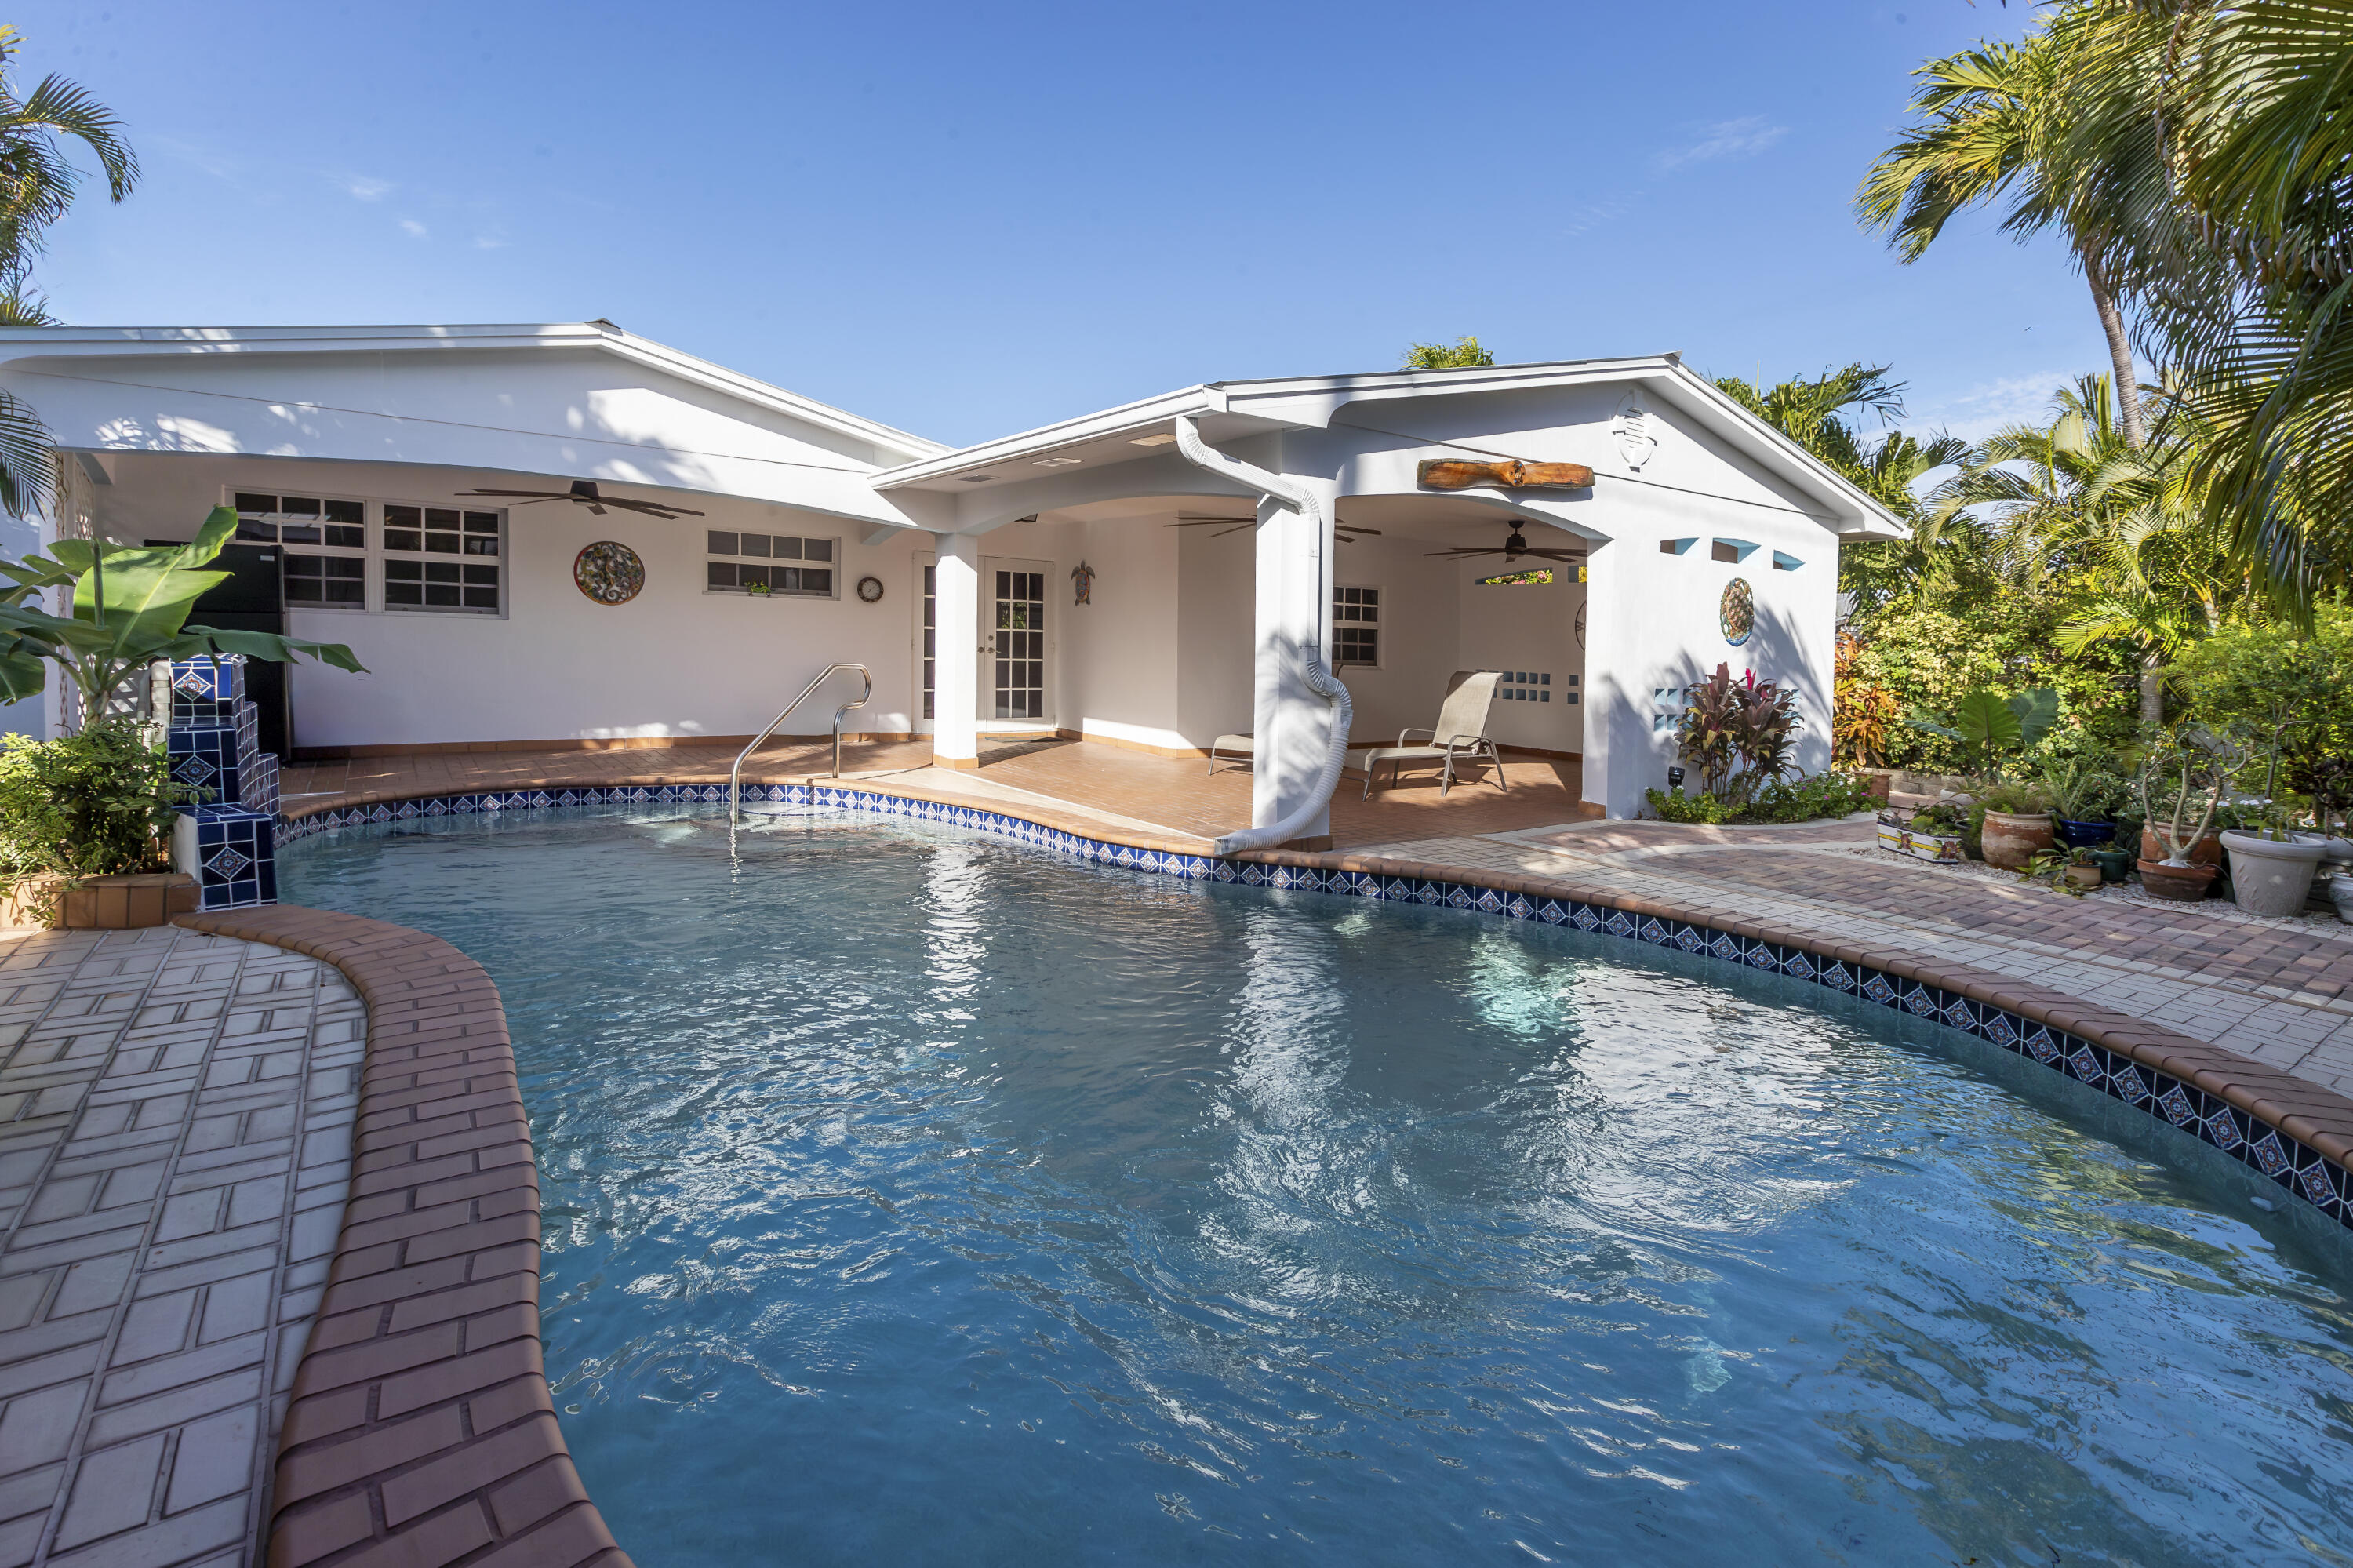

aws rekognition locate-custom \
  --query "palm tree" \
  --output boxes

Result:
[2073,1,2353,620]
[1714,363,1970,613]
[1934,373,2241,724]
[1400,337,1494,369]
[1857,27,2151,449]
[0,25,139,517]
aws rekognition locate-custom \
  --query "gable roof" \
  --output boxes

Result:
[871,355,1908,540]
[0,320,949,466]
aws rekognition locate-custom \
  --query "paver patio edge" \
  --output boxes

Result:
[174,907,631,1568]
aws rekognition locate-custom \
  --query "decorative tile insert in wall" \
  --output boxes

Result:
[275,782,2353,1239]
[184,804,277,911]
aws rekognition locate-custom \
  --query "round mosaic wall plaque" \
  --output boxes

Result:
[1720,576,1754,646]
[573,541,645,606]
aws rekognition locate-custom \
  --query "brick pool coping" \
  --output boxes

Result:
[174,905,630,1568]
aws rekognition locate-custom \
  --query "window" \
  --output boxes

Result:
[227,489,504,615]
[922,564,936,721]
[284,555,365,606]
[1333,585,1380,667]
[707,529,836,597]
[1711,538,1757,564]
[1660,537,1695,555]
[383,505,502,612]
[235,492,369,609]
[1772,551,1804,572]
[234,492,366,548]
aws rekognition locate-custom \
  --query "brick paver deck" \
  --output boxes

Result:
[0,926,362,1568]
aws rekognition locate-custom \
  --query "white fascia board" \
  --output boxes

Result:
[1214,354,1689,425]
[868,385,1241,489]
[1641,365,1909,541]
[0,322,950,466]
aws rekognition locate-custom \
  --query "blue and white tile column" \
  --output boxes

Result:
[164,656,279,910]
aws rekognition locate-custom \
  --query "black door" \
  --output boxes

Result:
[152,540,291,762]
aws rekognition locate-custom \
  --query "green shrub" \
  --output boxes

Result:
[1645,770,1875,824]
[0,722,191,893]
[1747,770,1878,822]
[1977,779,2055,815]
[1645,786,1740,824]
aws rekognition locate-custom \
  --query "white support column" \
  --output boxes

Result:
[933,533,981,769]
[1250,475,1340,847]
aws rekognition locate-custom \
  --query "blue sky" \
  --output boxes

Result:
[26,1,2086,450]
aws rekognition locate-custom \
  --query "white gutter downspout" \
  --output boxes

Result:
[1172,414,1353,856]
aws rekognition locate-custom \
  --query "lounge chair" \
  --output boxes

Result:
[1358,671,1506,799]
[1207,733,1254,773]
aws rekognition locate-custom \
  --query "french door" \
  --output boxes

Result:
[986,560,1051,722]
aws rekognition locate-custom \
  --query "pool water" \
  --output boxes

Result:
[282,809,2353,1566]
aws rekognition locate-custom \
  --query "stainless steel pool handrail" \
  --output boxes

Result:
[728,663,872,819]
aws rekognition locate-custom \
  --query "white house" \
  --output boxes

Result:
[2,322,1904,839]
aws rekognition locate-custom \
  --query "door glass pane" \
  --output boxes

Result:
[992,569,1048,719]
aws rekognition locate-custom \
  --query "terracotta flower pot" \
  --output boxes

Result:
[2065,864,2104,890]
[2140,828,2223,868]
[1980,809,2055,871]
[2137,858,2219,902]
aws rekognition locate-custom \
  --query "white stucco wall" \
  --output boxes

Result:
[89,452,931,748]
[1039,512,1180,748]
[1575,402,1838,817]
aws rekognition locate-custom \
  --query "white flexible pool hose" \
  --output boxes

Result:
[1171,415,1353,857]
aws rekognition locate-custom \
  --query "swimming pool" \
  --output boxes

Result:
[282,808,2353,1566]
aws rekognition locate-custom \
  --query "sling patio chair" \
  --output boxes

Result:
[1358,670,1507,799]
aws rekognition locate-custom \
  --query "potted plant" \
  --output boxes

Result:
[2042,750,2129,850]
[1886,802,1967,863]
[2329,872,2353,925]
[0,508,362,924]
[2086,842,2135,884]
[2136,729,2244,900]
[2065,846,2105,890]
[1976,779,2057,870]
[2017,846,2095,897]
[0,721,198,928]
[2220,793,2330,918]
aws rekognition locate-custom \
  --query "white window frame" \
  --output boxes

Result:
[1332,583,1381,669]
[228,489,507,618]
[379,500,506,616]
[704,528,842,600]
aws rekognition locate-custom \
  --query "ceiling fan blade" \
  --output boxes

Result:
[459,489,569,499]
[1524,549,1587,561]
[1424,548,1503,557]
[1333,526,1382,537]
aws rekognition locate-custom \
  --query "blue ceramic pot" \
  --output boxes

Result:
[2056,818,2112,851]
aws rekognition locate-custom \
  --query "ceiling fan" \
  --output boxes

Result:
[1164,513,1383,544]
[456,478,705,520]
[1424,525,1585,564]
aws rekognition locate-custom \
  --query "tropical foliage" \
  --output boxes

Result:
[0,26,139,518]
[0,719,186,897]
[0,506,365,715]
[1400,336,1495,369]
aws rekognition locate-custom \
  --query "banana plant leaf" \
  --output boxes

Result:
[56,507,237,646]
[167,626,367,675]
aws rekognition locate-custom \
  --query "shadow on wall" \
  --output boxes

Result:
[1634,594,1835,794]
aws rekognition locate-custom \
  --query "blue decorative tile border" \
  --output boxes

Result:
[276,783,2353,1235]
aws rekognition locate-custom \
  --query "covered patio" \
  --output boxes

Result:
[279,733,1599,855]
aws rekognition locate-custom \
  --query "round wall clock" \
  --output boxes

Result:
[1720,577,1754,646]
[856,574,886,603]
[573,541,645,606]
